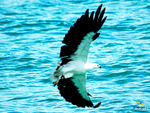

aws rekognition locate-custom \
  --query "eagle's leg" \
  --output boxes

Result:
[61,73,65,79]
[53,79,59,86]
[53,73,65,86]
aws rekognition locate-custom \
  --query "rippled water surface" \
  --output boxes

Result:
[0,0,150,112]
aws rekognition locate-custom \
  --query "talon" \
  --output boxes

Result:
[53,79,59,86]
[53,73,65,86]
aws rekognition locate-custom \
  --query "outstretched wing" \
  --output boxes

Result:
[58,73,101,108]
[54,4,106,108]
[60,4,107,65]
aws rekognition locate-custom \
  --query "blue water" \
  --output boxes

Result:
[0,0,150,112]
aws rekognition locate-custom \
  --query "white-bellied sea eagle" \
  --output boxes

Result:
[50,4,107,108]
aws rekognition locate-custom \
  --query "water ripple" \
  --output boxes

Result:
[0,0,150,112]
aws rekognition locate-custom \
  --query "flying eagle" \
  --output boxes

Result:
[50,4,107,108]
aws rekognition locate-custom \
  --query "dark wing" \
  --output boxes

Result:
[60,4,107,65]
[58,73,101,108]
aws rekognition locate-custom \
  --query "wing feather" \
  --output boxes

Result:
[94,4,102,22]
[54,4,107,108]
[60,4,107,64]
[90,11,94,20]
[58,73,93,107]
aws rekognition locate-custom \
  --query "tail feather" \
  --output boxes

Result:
[49,74,58,82]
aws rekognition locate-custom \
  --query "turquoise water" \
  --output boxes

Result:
[0,0,150,112]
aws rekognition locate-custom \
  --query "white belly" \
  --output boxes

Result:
[62,60,86,74]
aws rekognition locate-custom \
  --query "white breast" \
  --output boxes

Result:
[62,60,86,74]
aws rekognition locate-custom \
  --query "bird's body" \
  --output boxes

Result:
[50,31,101,82]
[50,4,107,108]
[50,60,100,82]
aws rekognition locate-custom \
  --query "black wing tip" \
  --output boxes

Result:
[100,4,103,7]
[97,4,103,12]
[92,33,100,40]
[94,5,107,32]
[104,16,107,20]
[57,78,102,108]
[85,9,89,14]
[85,9,89,18]
[60,4,107,57]
[103,7,106,11]
[58,78,93,108]
[102,16,107,23]
[94,4,103,21]
[90,11,94,20]
[93,102,102,108]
